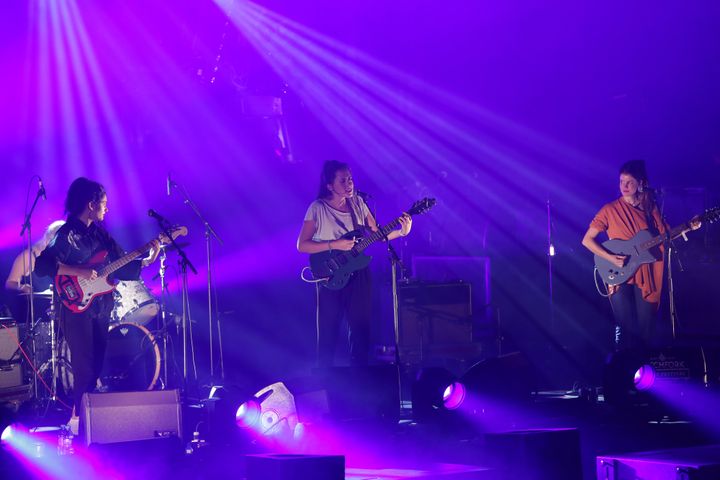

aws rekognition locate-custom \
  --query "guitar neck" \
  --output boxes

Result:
[640,222,690,252]
[355,217,403,252]
[98,242,153,277]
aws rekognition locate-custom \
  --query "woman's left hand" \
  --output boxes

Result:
[398,213,412,237]
[143,239,162,267]
[689,215,702,231]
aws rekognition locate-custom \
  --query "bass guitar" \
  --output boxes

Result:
[595,207,719,285]
[309,198,436,290]
[55,226,188,313]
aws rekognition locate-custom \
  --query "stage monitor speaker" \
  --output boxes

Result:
[81,389,182,445]
[486,428,582,480]
[318,365,400,424]
[246,454,345,480]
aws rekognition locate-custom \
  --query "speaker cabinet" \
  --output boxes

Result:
[398,282,474,364]
[0,322,19,361]
[81,389,182,445]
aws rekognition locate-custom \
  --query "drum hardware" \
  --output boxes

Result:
[59,322,161,393]
[111,280,160,325]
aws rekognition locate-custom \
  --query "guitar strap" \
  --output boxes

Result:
[322,199,364,235]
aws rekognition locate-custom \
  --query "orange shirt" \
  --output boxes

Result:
[590,198,667,303]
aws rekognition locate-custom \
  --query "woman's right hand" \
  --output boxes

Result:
[607,254,626,268]
[331,238,356,251]
[74,267,98,281]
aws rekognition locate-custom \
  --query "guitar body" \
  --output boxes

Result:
[309,229,372,290]
[594,230,660,285]
[305,198,437,290]
[55,250,116,313]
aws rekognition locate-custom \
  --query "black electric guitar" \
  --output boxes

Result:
[309,198,436,290]
[594,207,719,285]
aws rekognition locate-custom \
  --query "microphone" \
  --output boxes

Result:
[38,178,46,201]
[166,173,172,196]
[356,190,372,201]
[148,209,167,222]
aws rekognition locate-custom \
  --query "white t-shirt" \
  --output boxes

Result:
[304,196,371,242]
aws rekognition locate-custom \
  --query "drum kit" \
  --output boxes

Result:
[6,279,164,406]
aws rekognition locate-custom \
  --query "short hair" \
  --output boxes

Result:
[619,159,648,185]
[317,160,350,199]
[64,177,106,217]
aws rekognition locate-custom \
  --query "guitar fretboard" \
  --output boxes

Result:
[98,242,153,277]
[354,218,402,253]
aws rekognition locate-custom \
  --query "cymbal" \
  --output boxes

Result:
[19,289,53,298]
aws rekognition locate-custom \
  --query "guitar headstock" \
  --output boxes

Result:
[158,226,188,245]
[407,197,437,216]
[704,206,720,224]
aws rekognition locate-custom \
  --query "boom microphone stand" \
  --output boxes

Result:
[150,213,198,392]
[19,177,46,405]
[168,178,225,385]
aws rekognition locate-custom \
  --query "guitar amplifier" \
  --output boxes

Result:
[81,389,182,445]
[398,282,474,364]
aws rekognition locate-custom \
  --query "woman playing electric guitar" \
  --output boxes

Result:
[297,161,412,367]
[35,177,162,431]
[581,160,701,350]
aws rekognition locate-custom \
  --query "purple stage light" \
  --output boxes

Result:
[236,399,262,428]
[1,424,16,443]
[443,382,466,410]
[633,365,656,391]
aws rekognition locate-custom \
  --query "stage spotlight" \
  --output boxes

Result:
[411,367,460,422]
[236,382,298,438]
[1,424,15,443]
[443,382,466,410]
[604,347,706,409]
[236,400,262,429]
[633,365,656,391]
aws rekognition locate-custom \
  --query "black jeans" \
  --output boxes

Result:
[60,294,113,412]
[608,283,658,351]
[316,268,372,367]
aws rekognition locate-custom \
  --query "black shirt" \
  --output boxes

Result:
[35,217,142,315]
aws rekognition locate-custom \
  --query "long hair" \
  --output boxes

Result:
[316,160,349,199]
[64,177,106,217]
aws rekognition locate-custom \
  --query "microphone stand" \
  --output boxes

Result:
[151,215,198,394]
[168,180,225,387]
[371,196,408,415]
[655,190,683,342]
[19,180,44,406]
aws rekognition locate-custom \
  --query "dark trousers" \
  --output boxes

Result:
[60,294,113,412]
[609,283,658,351]
[316,268,372,367]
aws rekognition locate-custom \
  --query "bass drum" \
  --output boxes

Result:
[60,322,161,394]
[112,280,159,326]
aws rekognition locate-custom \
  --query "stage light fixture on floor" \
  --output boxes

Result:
[633,365,656,391]
[443,381,466,410]
[1,423,16,443]
[604,347,707,409]
[236,382,299,439]
[236,399,262,429]
[411,367,462,422]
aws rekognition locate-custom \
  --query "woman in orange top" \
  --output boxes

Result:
[582,160,700,350]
